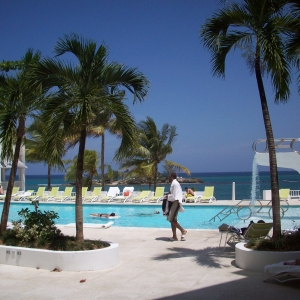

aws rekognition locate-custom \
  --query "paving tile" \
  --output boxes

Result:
[0,227,299,299]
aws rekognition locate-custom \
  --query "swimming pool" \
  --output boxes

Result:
[2,203,300,230]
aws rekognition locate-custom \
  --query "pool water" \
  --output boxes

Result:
[2,203,300,230]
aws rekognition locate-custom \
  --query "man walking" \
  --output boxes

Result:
[167,172,187,241]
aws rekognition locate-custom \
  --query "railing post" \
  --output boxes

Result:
[232,182,235,201]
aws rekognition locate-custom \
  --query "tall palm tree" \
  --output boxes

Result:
[35,33,149,241]
[87,107,122,190]
[0,49,42,234]
[65,150,100,190]
[286,1,300,93]
[119,117,190,189]
[25,115,65,190]
[200,0,297,238]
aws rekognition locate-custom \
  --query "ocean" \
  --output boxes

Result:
[23,171,300,200]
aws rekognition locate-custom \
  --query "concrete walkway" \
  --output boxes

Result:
[0,227,299,300]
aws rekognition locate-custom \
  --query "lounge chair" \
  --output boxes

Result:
[147,187,165,203]
[99,187,120,202]
[198,186,216,203]
[69,187,88,201]
[264,260,300,283]
[83,187,101,202]
[26,187,46,202]
[55,187,73,202]
[279,188,291,201]
[220,222,273,251]
[185,191,203,203]
[13,190,34,201]
[244,222,273,239]
[113,187,134,203]
[132,190,151,203]
[43,187,60,201]
[1,187,21,201]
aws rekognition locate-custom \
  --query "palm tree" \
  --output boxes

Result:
[200,0,297,238]
[87,107,122,190]
[35,33,149,242]
[25,115,65,190]
[286,1,300,93]
[0,49,42,234]
[119,117,190,189]
[65,150,100,190]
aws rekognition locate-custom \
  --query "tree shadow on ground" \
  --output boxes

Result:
[153,273,300,300]
[152,245,235,269]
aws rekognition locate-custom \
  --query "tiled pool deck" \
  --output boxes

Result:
[0,225,299,299]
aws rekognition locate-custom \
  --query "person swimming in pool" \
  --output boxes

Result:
[136,211,160,216]
[90,212,116,218]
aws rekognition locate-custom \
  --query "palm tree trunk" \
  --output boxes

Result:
[255,58,281,239]
[0,118,25,234]
[153,164,158,191]
[101,133,105,190]
[75,127,86,242]
[47,164,51,191]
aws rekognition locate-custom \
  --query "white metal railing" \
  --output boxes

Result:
[252,138,300,154]
[290,190,300,199]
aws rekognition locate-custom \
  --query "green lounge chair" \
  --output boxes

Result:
[279,188,290,212]
[55,187,73,202]
[132,190,151,203]
[279,189,291,201]
[199,186,216,203]
[82,187,100,202]
[44,187,60,201]
[148,187,165,203]
[27,187,46,202]
[221,222,273,251]
[0,187,20,200]
[244,222,273,240]
[69,187,88,201]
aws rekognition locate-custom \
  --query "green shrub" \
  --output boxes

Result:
[0,207,109,251]
[245,227,300,251]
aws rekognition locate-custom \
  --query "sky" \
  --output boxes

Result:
[1,0,300,175]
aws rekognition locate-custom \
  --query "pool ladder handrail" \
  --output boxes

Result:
[209,206,243,222]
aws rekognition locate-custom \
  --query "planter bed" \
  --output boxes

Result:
[235,242,300,272]
[0,242,119,271]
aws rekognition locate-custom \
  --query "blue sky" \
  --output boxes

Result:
[1,0,299,175]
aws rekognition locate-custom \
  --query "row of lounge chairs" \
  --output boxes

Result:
[6,185,216,203]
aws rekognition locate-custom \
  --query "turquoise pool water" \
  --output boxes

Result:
[2,203,300,230]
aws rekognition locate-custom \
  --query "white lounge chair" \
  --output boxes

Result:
[113,187,134,203]
[264,261,300,283]
[99,187,120,202]
[13,190,34,201]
